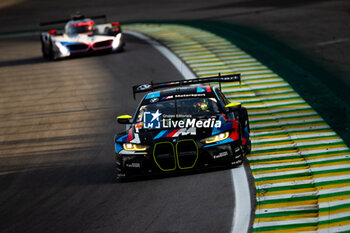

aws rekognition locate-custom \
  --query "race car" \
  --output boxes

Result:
[40,13,125,60]
[114,74,251,181]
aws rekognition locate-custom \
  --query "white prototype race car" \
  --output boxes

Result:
[40,13,125,60]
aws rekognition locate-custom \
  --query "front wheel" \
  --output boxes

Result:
[228,144,244,168]
[42,40,56,60]
[115,167,128,182]
[41,40,51,59]
[113,42,125,53]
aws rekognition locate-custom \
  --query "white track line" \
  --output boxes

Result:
[125,30,252,233]
[124,30,197,80]
[231,166,251,233]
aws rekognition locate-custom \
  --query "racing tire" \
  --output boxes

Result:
[41,44,50,59]
[245,139,252,155]
[116,45,124,53]
[228,145,244,168]
[113,42,125,53]
[116,175,125,183]
[115,163,129,182]
[43,40,57,60]
[48,40,61,61]
[228,159,243,168]
[41,37,51,59]
[115,170,127,183]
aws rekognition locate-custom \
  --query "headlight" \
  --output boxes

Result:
[55,41,69,55]
[123,143,148,151]
[112,33,122,49]
[203,132,230,144]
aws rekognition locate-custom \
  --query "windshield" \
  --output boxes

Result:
[67,20,95,34]
[136,97,221,122]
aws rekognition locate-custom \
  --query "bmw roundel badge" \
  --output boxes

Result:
[150,98,159,103]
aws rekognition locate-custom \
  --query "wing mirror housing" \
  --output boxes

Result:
[117,115,132,124]
[225,103,242,112]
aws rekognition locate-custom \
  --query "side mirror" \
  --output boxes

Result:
[225,103,241,112]
[117,115,132,124]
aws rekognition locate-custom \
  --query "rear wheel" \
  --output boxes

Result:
[115,45,124,53]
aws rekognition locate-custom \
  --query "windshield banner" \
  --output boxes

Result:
[143,110,221,129]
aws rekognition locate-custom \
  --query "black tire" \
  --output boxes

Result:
[115,169,127,182]
[116,175,125,183]
[116,44,124,52]
[228,145,244,168]
[228,142,244,168]
[43,40,55,60]
[41,37,51,59]
[50,41,60,61]
[113,41,125,53]
[115,159,128,182]
[245,139,252,155]
[41,44,50,59]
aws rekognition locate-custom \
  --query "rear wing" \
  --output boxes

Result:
[39,14,107,26]
[132,73,241,99]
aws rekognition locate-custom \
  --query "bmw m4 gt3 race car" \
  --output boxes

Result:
[40,13,125,60]
[114,74,251,181]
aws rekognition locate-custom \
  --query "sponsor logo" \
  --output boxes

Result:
[161,95,173,100]
[231,160,242,165]
[126,163,141,168]
[213,151,228,159]
[137,84,151,91]
[172,128,196,136]
[175,93,206,98]
[143,110,162,129]
[150,97,159,103]
[154,128,197,139]
[143,109,221,129]
[163,118,221,128]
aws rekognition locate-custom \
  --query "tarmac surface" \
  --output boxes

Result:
[1,0,349,87]
[0,34,243,233]
[0,0,348,233]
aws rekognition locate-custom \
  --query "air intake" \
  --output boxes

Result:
[176,139,198,169]
[153,142,176,171]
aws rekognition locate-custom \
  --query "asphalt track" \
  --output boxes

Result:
[1,1,349,233]
[0,32,256,232]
